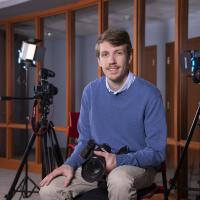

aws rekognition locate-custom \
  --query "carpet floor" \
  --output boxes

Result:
[0,168,40,200]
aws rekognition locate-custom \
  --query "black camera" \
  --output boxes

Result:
[80,140,111,183]
[181,50,200,83]
[34,68,58,103]
[34,68,58,128]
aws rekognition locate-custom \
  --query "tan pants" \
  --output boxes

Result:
[39,165,156,200]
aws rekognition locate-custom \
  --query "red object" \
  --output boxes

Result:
[66,112,80,157]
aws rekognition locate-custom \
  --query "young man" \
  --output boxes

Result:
[40,28,167,200]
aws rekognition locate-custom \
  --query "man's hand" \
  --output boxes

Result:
[94,150,117,172]
[40,164,74,187]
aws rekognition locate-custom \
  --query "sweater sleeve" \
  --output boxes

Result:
[116,91,167,168]
[64,86,91,169]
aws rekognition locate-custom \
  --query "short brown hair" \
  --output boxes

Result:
[95,28,132,58]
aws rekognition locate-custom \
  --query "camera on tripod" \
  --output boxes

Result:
[181,50,200,83]
[80,140,111,183]
[34,68,58,104]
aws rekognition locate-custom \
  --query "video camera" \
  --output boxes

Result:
[181,50,200,83]
[80,140,111,183]
[34,68,58,104]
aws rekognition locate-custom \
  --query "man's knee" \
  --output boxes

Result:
[40,185,73,200]
[39,185,55,200]
[107,167,133,190]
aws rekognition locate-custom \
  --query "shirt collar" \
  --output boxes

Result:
[106,72,135,95]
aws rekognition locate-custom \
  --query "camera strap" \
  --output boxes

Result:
[116,146,129,154]
[31,100,40,134]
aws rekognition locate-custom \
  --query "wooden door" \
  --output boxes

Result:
[142,45,157,85]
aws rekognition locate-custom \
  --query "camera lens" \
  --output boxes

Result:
[81,156,106,183]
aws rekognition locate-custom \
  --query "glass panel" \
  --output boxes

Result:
[0,25,6,122]
[187,1,200,143]
[145,0,175,139]
[188,149,200,199]
[12,21,36,124]
[188,1,200,39]
[0,128,6,157]
[43,14,66,127]
[55,131,67,159]
[12,128,35,161]
[145,0,175,87]
[75,5,98,111]
[108,0,134,42]
[187,77,200,142]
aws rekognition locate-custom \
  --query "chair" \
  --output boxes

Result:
[75,161,168,200]
[66,112,80,157]
[137,161,168,200]
[66,112,168,200]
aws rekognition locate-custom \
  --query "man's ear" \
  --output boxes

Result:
[97,58,102,67]
[128,53,133,65]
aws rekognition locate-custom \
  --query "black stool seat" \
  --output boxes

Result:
[74,188,108,200]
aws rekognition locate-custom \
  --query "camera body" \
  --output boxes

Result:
[34,80,58,100]
[181,50,200,83]
[34,68,58,105]
[34,68,58,128]
[80,140,111,183]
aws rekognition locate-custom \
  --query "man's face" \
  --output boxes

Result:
[98,41,132,85]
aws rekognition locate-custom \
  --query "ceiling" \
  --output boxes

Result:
[0,0,200,36]
[0,0,176,21]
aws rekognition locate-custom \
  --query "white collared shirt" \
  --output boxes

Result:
[106,72,135,95]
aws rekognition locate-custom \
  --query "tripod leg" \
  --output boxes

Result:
[49,123,63,166]
[168,102,200,196]
[5,133,37,200]
[42,132,49,179]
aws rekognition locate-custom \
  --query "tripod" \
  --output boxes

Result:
[5,100,64,200]
[167,102,200,198]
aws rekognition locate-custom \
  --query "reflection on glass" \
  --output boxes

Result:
[145,0,175,87]
[187,149,200,199]
[75,5,98,111]
[55,131,67,158]
[13,128,34,161]
[0,26,6,122]
[108,0,133,41]
[0,128,6,157]
[188,1,200,39]
[12,21,35,124]
[43,14,66,127]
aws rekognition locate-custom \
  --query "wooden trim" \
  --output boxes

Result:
[0,0,97,24]
[35,17,43,164]
[66,11,75,125]
[5,23,13,159]
[167,138,178,146]
[174,0,188,198]
[179,140,200,150]
[1,122,67,132]
[174,0,188,142]
[0,158,41,173]
[97,0,108,77]
[133,0,145,76]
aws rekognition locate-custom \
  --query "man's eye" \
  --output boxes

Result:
[101,53,109,57]
[116,51,123,55]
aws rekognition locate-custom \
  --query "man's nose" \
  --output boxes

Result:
[108,53,116,63]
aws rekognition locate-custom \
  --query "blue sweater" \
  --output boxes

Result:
[65,76,167,169]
